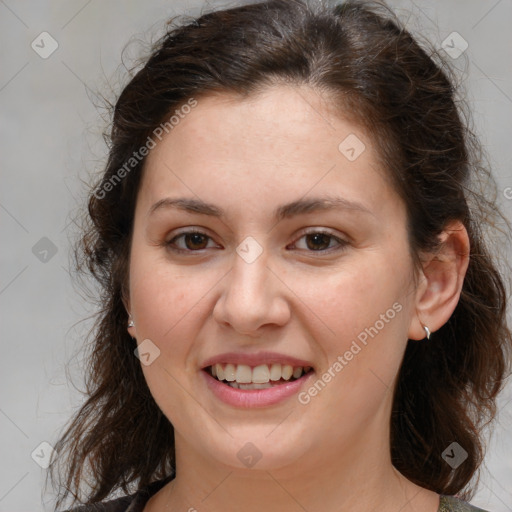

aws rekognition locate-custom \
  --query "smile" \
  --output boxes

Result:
[207,363,313,390]
[202,363,315,408]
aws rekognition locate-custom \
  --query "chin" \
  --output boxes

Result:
[201,426,312,472]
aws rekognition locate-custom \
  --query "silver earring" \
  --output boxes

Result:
[423,325,431,340]
[128,316,134,328]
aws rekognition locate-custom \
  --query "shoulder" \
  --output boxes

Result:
[61,475,174,512]
[63,494,134,512]
[439,495,491,512]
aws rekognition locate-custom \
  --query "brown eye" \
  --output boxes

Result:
[166,230,216,253]
[305,232,331,251]
[290,230,348,253]
[182,233,209,250]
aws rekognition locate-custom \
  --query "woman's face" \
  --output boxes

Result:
[127,85,422,472]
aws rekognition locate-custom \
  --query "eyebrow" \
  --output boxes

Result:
[148,195,375,221]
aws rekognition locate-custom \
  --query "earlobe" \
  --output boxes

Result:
[127,314,137,340]
[121,294,136,338]
[408,220,470,341]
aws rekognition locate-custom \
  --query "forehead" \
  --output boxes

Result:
[139,84,398,221]
[149,86,364,166]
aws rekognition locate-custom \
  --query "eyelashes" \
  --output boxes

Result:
[291,230,348,252]
[164,228,349,255]
[166,230,217,252]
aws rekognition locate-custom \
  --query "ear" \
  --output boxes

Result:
[408,220,470,340]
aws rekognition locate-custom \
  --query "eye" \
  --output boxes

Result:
[164,228,348,255]
[165,229,218,253]
[289,229,349,253]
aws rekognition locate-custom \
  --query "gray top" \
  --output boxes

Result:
[65,477,490,512]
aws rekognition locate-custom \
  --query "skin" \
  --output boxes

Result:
[124,84,470,512]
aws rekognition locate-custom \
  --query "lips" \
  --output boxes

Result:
[202,366,315,407]
[200,351,315,405]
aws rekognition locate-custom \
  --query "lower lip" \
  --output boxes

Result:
[202,369,315,408]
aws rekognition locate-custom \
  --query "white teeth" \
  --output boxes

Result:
[209,363,312,385]
[252,364,270,384]
[215,364,225,381]
[237,382,273,390]
[224,363,236,382]
[281,364,293,380]
[269,363,282,381]
[235,364,253,383]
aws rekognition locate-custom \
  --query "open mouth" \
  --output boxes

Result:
[205,363,314,390]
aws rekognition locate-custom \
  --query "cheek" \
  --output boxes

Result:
[132,278,187,338]
[128,253,221,378]
[129,251,202,336]
[304,254,409,345]
[128,258,211,423]
[300,257,412,420]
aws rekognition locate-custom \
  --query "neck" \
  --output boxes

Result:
[146,415,440,512]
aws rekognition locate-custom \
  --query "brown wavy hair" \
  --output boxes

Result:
[48,0,512,509]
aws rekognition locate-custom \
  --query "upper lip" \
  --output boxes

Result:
[201,351,315,370]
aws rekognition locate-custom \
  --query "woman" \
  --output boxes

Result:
[48,1,512,511]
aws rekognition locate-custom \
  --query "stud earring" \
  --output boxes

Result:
[128,315,134,328]
[422,324,431,340]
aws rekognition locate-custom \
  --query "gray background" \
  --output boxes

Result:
[1,1,511,510]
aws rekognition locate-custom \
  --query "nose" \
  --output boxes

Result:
[212,247,291,336]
